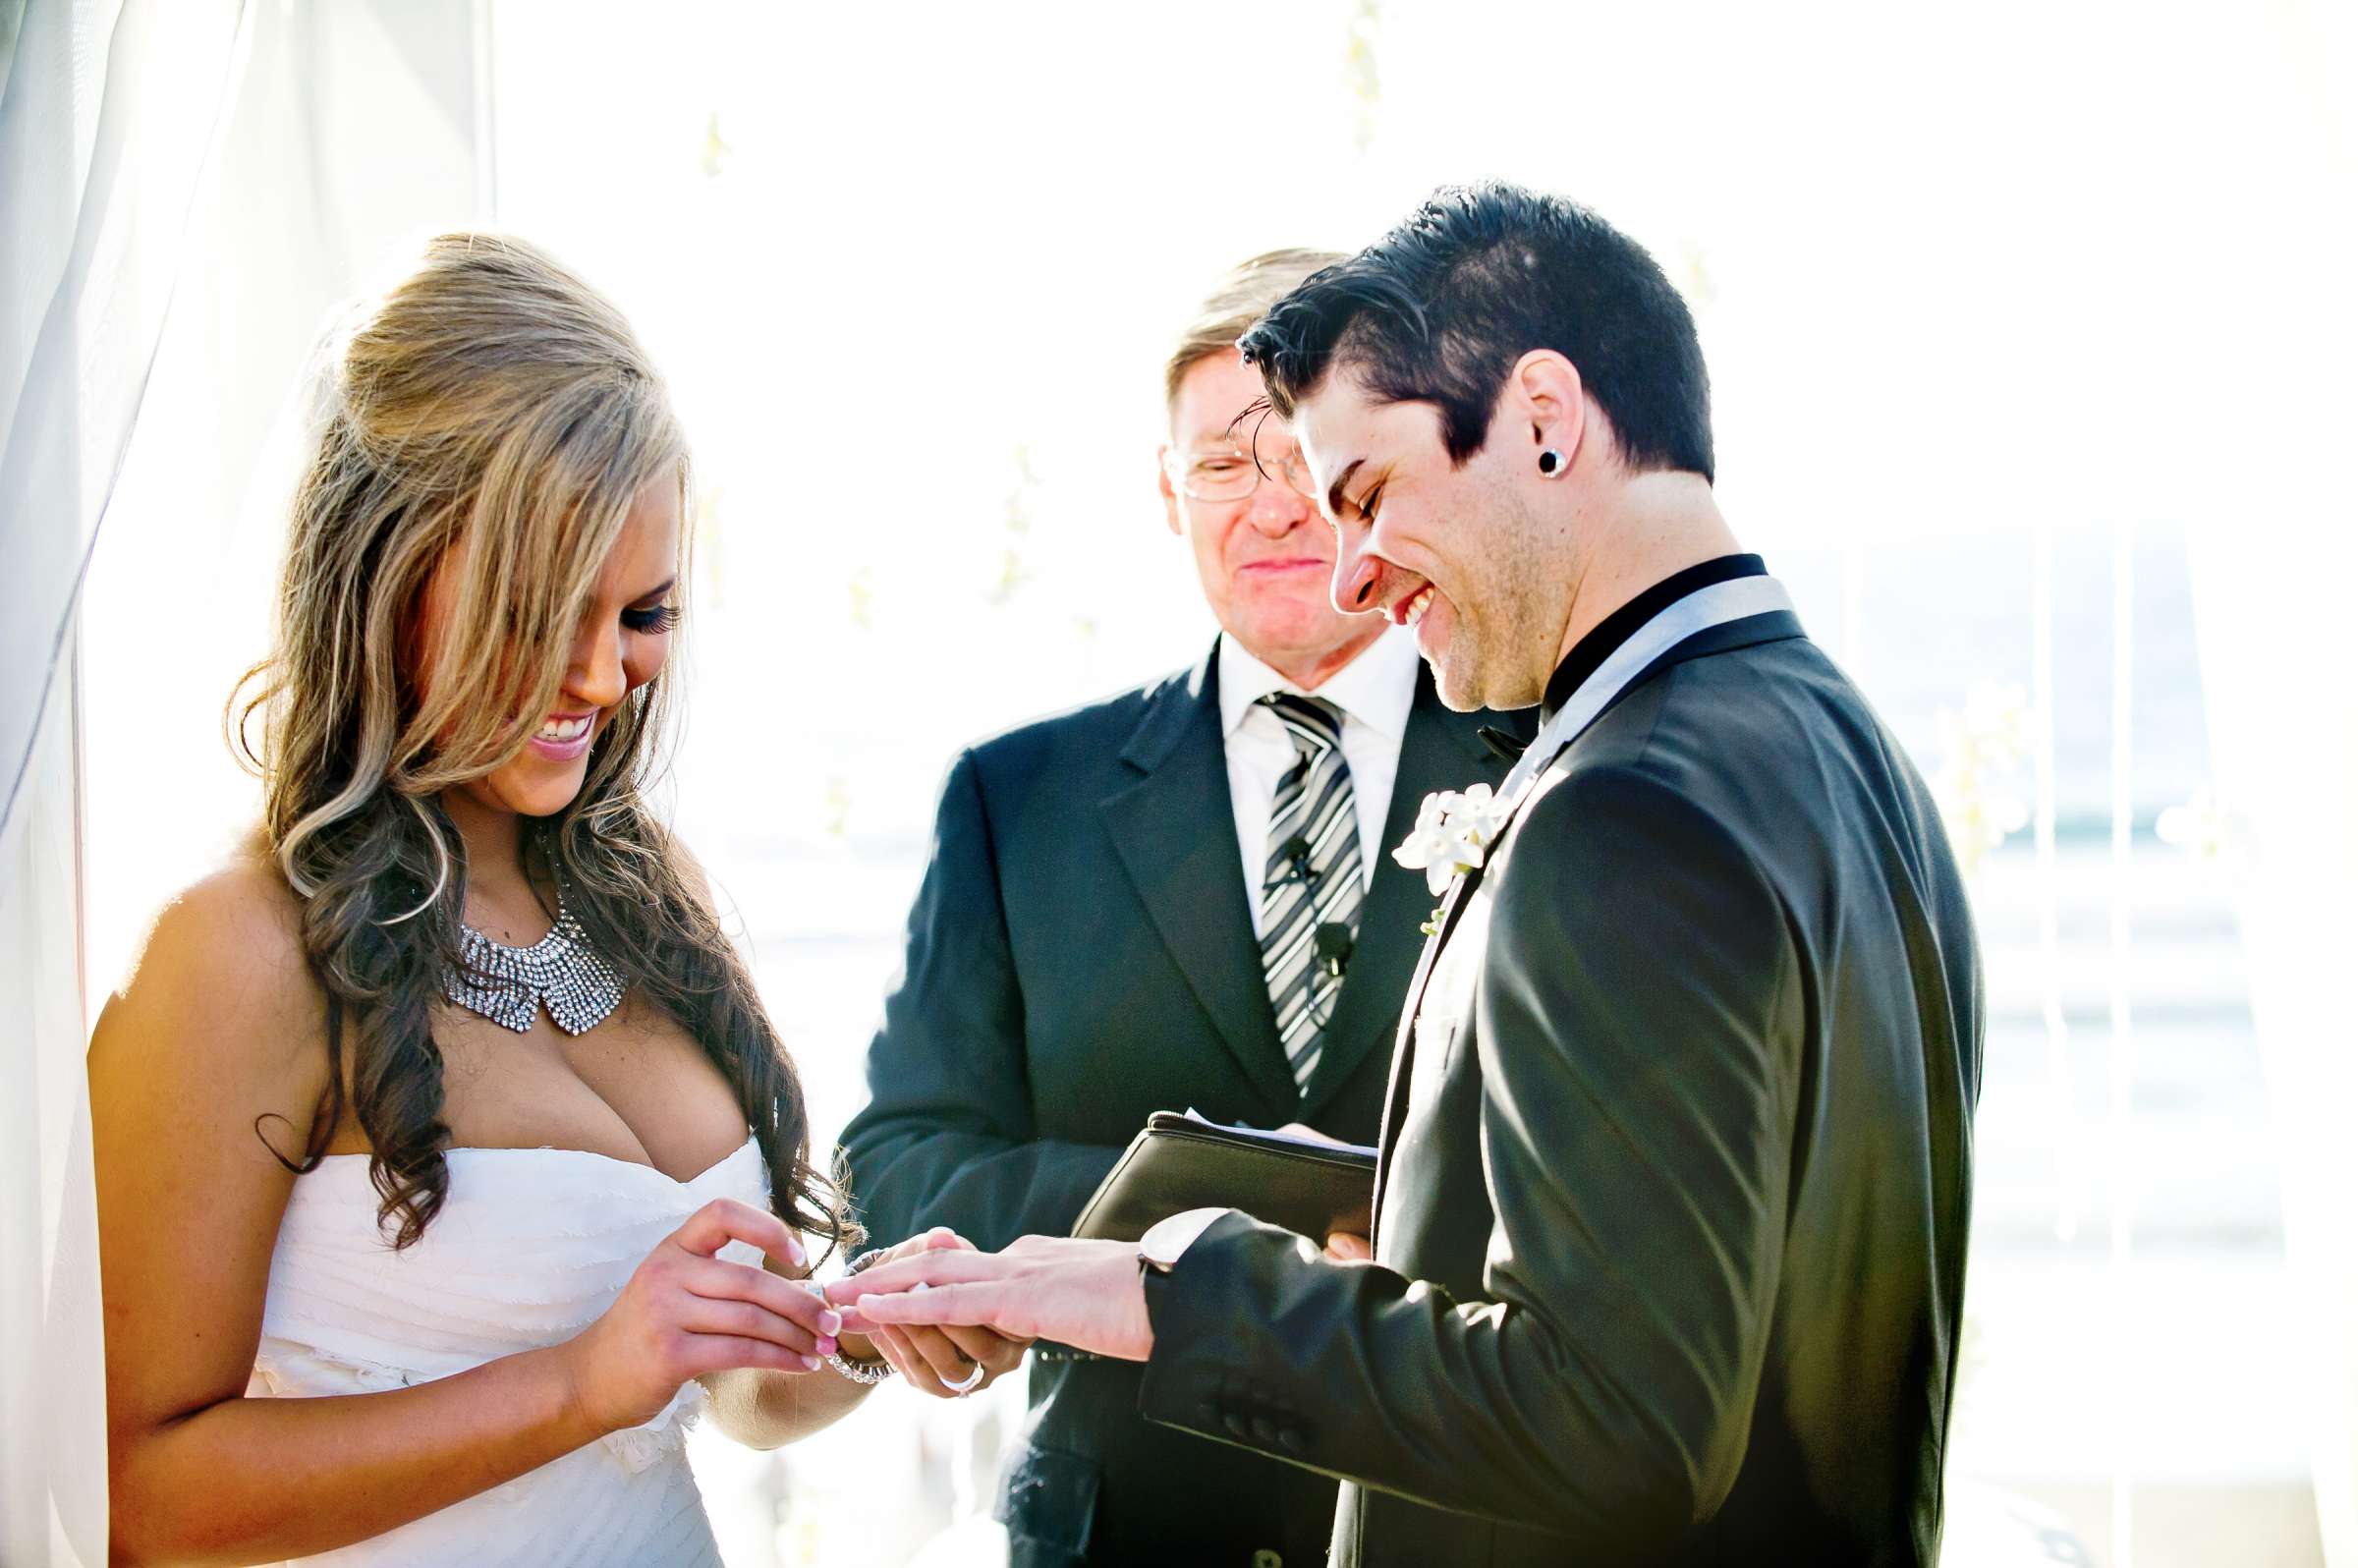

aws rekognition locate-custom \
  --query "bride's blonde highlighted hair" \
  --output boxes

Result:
[235,233,853,1252]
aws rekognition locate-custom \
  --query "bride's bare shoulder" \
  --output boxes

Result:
[120,843,309,986]
[94,840,325,1093]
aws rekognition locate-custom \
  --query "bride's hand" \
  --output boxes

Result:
[849,1227,1032,1399]
[557,1197,836,1433]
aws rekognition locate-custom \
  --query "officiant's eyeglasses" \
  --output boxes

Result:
[1166,445,1317,504]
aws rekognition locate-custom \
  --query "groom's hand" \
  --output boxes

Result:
[826,1235,1152,1363]
[838,1228,1030,1398]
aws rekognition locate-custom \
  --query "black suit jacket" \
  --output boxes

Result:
[840,641,1517,1566]
[1135,613,1984,1567]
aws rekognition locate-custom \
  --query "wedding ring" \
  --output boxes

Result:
[943,1359,985,1395]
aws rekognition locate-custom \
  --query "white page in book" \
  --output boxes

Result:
[1175,1108,1376,1159]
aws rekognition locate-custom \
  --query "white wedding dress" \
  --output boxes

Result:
[247,1134,771,1566]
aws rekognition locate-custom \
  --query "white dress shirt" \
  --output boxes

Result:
[1217,628,1422,938]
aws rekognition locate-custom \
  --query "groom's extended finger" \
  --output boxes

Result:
[679,1258,841,1345]
[851,1280,1007,1334]
[822,1248,1004,1306]
[671,1198,806,1269]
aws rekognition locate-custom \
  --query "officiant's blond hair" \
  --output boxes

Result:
[1163,247,1345,418]
[231,233,851,1255]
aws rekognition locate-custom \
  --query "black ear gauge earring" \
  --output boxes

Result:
[1537,448,1567,477]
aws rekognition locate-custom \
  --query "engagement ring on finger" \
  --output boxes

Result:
[944,1360,984,1395]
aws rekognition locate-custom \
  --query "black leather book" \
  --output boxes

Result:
[1070,1110,1378,1244]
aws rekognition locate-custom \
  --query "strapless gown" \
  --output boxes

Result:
[247,1135,770,1566]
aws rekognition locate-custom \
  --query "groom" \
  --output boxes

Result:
[836,183,1983,1567]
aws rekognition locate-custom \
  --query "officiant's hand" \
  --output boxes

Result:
[1273,1126,1374,1260]
[1324,1230,1374,1260]
[828,1235,1152,1363]
[841,1227,1031,1398]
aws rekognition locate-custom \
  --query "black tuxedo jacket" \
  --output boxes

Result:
[840,641,1517,1566]
[1136,612,1984,1566]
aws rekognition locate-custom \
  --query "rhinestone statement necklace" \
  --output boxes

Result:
[443,882,626,1036]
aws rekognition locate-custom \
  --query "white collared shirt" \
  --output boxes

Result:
[1217,628,1421,937]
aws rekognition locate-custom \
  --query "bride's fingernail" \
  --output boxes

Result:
[785,1233,808,1267]
[816,1335,838,1357]
[800,1354,821,1371]
[817,1309,843,1337]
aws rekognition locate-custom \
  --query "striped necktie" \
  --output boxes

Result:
[1257,693,1365,1092]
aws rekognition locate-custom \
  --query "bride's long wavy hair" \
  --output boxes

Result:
[234,232,854,1255]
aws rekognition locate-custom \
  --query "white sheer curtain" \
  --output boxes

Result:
[2188,531,2358,1567]
[1,5,250,1559]
[0,3,482,1561]
[2177,3,2357,1559]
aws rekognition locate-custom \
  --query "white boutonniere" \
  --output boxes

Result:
[1392,782,1513,932]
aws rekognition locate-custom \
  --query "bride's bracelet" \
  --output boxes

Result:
[822,1248,895,1384]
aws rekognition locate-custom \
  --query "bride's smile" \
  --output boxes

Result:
[86,233,1021,1568]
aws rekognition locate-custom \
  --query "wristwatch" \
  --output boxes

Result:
[1138,1206,1230,1274]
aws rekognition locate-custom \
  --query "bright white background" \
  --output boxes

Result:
[56,2,2354,1565]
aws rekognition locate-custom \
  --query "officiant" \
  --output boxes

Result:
[838,251,1521,1568]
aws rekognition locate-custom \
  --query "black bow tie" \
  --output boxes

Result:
[1478,725,1528,762]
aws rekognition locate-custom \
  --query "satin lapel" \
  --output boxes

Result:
[1365,689,1515,1241]
[1367,844,1486,1247]
[1300,673,1504,1118]
[1637,609,1804,678]
[1098,653,1299,1113]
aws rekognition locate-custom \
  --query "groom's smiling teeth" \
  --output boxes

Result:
[1400,585,1436,628]
[536,713,592,743]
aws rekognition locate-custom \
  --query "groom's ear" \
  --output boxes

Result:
[1504,350,1588,469]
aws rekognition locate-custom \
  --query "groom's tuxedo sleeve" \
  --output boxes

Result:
[839,751,1123,1253]
[1137,764,1802,1547]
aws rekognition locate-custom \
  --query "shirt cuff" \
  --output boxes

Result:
[1138,1206,1233,1270]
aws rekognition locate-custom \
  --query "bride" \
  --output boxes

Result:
[87,234,1023,1566]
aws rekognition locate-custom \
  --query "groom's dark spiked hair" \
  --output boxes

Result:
[1237,182,1714,483]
